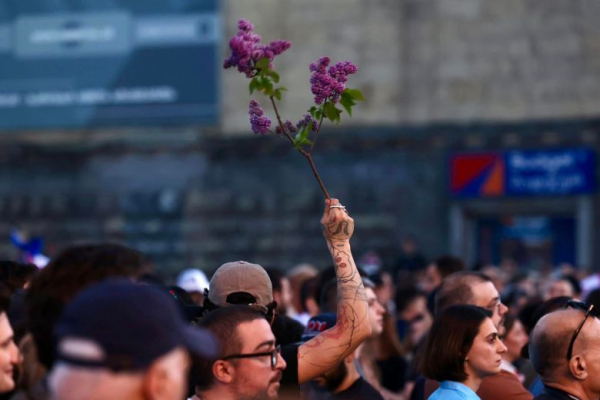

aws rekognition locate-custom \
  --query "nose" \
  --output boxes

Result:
[276,351,287,370]
[9,341,19,365]
[497,339,507,354]
[499,303,508,317]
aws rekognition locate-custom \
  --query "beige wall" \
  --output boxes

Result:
[222,0,600,135]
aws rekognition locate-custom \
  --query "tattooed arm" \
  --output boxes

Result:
[297,198,371,384]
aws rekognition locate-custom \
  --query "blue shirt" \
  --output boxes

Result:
[429,381,481,400]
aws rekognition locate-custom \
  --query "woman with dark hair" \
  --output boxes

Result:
[422,305,507,399]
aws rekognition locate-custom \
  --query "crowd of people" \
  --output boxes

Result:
[0,198,598,399]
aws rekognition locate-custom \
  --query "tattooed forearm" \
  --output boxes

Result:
[298,198,371,384]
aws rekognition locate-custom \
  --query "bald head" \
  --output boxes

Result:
[530,309,594,380]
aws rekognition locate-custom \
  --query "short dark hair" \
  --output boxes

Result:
[395,286,424,315]
[0,261,38,294]
[26,243,148,369]
[194,306,267,391]
[435,271,492,316]
[435,256,465,278]
[264,268,284,293]
[422,305,491,382]
[559,275,581,296]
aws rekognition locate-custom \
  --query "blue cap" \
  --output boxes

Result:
[301,313,337,342]
[55,278,217,371]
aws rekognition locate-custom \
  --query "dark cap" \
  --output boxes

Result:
[55,279,217,371]
[301,313,337,342]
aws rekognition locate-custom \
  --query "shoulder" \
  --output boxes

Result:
[331,378,384,400]
[478,371,533,400]
[429,386,478,400]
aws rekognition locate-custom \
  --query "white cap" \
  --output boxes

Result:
[176,269,209,294]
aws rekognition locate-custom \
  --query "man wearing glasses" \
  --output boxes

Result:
[529,301,600,400]
[192,305,286,400]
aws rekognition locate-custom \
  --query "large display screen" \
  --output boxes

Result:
[0,1,219,130]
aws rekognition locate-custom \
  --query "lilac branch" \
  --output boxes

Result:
[269,96,330,199]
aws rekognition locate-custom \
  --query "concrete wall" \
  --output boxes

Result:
[223,0,600,132]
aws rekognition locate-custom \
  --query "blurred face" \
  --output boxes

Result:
[471,281,508,334]
[503,320,528,363]
[231,319,286,399]
[158,347,190,400]
[0,313,18,393]
[465,318,507,380]
[374,272,394,306]
[398,296,432,345]
[279,278,293,313]
[422,264,442,293]
[366,288,385,337]
[547,280,574,300]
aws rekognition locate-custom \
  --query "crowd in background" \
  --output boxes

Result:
[0,199,595,399]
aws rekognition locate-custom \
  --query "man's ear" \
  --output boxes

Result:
[213,360,235,384]
[143,361,169,400]
[569,355,588,380]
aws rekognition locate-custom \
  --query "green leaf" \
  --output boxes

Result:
[249,78,260,95]
[277,86,288,92]
[315,110,322,120]
[309,106,318,118]
[293,125,313,149]
[274,88,282,100]
[323,102,342,123]
[270,71,280,83]
[261,77,274,96]
[256,58,270,71]
[344,88,365,101]
[339,94,354,116]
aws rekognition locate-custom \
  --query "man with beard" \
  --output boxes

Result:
[301,313,383,400]
[192,306,286,400]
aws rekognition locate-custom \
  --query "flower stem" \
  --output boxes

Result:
[309,103,326,155]
[269,96,331,199]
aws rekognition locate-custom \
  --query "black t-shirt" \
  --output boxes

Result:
[376,356,408,392]
[304,377,384,400]
[279,343,301,398]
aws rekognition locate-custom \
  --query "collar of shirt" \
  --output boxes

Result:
[543,386,581,400]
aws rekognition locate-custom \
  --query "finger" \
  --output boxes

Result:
[328,198,341,221]
[322,198,331,222]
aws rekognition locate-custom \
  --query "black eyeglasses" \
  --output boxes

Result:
[563,300,600,360]
[222,345,281,369]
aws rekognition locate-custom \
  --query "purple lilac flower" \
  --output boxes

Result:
[309,58,357,104]
[248,100,271,135]
[296,114,318,132]
[224,19,291,78]
[276,120,297,135]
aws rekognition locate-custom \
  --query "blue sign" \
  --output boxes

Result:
[0,1,219,130]
[506,149,595,196]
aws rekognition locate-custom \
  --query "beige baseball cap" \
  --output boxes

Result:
[208,261,273,314]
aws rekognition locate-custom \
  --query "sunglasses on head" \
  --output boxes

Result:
[563,300,600,360]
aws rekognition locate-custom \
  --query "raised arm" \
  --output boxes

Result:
[297,198,371,384]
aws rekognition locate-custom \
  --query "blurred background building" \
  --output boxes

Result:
[0,0,599,279]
